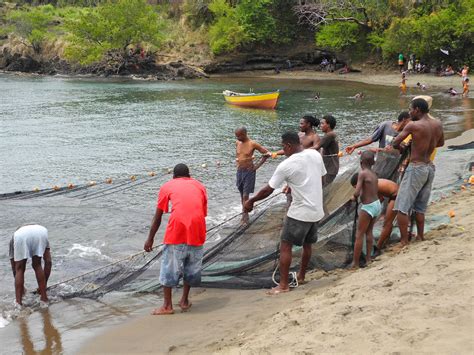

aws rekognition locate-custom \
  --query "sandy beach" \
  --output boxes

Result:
[81,178,474,353]
[216,69,466,90]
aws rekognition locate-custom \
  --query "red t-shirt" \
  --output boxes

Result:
[157,177,207,246]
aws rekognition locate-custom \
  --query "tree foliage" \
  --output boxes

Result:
[208,0,287,55]
[380,0,474,65]
[64,0,164,64]
[7,5,55,52]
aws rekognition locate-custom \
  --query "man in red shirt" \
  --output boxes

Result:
[144,163,207,315]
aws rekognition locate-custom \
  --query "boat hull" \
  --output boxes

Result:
[223,92,280,110]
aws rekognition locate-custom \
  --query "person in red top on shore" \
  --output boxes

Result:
[144,163,207,315]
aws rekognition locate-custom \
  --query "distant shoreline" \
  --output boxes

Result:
[214,69,467,90]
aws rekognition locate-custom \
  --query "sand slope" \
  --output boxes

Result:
[81,188,473,354]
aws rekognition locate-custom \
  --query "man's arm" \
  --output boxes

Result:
[345,137,374,154]
[436,124,445,148]
[144,208,164,252]
[353,172,364,199]
[253,142,271,170]
[244,185,274,212]
[392,122,413,149]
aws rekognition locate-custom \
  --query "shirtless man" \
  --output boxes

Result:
[235,127,270,224]
[351,176,399,255]
[392,98,444,246]
[299,115,320,148]
[351,151,381,268]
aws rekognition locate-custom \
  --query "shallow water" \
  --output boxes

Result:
[0,73,472,353]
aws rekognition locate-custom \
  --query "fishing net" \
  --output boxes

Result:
[43,150,403,298]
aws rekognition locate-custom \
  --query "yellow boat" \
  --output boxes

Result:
[223,90,280,109]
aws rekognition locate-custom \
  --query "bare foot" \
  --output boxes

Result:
[297,273,306,284]
[266,286,290,295]
[151,307,174,315]
[391,243,408,253]
[179,301,192,312]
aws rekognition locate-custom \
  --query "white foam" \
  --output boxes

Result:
[66,242,112,261]
[0,316,9,328]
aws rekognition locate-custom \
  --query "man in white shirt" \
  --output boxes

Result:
[244,132,326,295]
[9,224,52,305]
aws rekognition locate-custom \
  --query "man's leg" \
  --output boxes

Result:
[351,211,372,269]
[43,248,52,285]
[415,212,425,241]
[241,193,250,224]
[179,283,191,310]
[365,217,377,264]
[297,243,312,283]
[32,256,48,302]
[376,200,397,250]
[14,260,27,305]
[276,241,293,291]
[397,211,410,246]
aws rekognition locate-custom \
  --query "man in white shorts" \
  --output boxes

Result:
[244,131,326,295]
[9,224,52,305]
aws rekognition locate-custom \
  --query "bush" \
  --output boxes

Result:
[64,0,164,64]
[7,5,56,52]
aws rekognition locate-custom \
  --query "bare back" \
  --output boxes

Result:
[377,179,398,200]
[357,168,379,204]
[409,116,444,163]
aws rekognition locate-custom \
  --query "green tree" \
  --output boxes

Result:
[208,0,244,54]
[7,5,55,53]
[64,0,164,64]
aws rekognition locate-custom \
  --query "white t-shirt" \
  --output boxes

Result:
[269,149,326,222]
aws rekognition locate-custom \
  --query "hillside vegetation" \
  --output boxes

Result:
[0,0,472,71]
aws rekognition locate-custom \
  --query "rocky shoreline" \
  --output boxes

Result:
[0,45,342,80]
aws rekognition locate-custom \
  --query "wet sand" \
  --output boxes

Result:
[81,132,474,354]
[217,69,466,90]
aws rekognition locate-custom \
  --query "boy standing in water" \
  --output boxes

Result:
[235,127,270,224]
[351,151,382,269]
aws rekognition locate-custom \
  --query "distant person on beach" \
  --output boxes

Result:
[314,92,321,100]
[311,115,339,186]
[244,132,326,294]
[416,82,427,91]
[339,64,350,74]
[399,78,407,95]
[235,127,270,224]
[398,53,404,72]
[458,64,469,86]
[463,78,470,97]
[392,98,444,246]
[353,92,364,100]
[345,111,410,154]
[351,151,381,269]
[144,164,207,315]
[351,176,399,256]
[9,224,51,306]
[448,87,458,96]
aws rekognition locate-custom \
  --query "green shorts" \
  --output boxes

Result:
[280,216,319,246]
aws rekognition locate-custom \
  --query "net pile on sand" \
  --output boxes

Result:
[43,151,402,298]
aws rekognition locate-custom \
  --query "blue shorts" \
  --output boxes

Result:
[159,244,204,287]
[394,163,435,215]
[236,168,256,196]
[360,199,382,219]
